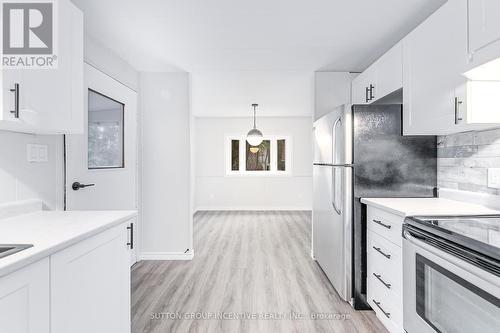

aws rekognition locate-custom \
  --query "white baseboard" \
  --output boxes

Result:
[194,206,312,213]
[140,251,194,261]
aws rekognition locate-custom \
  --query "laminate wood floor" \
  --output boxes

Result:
[132,211,387,333]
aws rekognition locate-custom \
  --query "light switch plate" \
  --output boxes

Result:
[27,144,48,162]
[487,168,500,189]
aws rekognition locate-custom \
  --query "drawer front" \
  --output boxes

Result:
[367,230,402,297]
[367,207,404,247]
[367,272,403,332]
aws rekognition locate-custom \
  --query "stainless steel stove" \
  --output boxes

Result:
[402,215,500,333]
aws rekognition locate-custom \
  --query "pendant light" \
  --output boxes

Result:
[249,147,260,154]
[246,103,263,146]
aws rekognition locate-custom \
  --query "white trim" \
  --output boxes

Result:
[83,61,138,93]
[140,251,194,261]
[194,206,312,212]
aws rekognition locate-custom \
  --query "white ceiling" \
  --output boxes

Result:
[72,0,446,73]
[191,71,313,117]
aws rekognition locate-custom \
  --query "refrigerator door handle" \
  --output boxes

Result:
[313,163,354,167]
[331,117,342,215]
[332,168,342,215]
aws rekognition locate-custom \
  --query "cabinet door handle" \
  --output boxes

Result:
[369,84,375,101]
[127,223,134,249]
[372,219,391,229]
[372,246,391,259]
[10,83,20,118]
[372,299,391,318]
[365,87,370,103]
[454,97,463,125]
[373,273,391,289]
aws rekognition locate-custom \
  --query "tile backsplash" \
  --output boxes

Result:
[438,128,500,195]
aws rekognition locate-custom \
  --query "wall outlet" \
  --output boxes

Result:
[487,168,500,189]
[27,144,48,163]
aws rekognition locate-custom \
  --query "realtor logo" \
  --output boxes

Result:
[2,0,57,68]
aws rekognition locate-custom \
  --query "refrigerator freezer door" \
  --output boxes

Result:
[313,105,352,165]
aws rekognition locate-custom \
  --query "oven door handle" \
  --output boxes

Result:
[403,229,426,243]
[403,228,499,284]
[403,229,447,258]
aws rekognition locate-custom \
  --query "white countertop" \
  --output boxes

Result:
[360,197,500,217]
[0,210,136,278]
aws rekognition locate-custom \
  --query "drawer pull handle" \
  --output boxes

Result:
[373,273,391,289]
[372,299,391,318]
[372,219,391,229]
[127,223,134,249]
[372,246,391,259]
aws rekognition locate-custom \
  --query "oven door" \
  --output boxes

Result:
[402,227,500,333]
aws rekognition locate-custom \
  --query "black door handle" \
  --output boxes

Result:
[72,182,95,191]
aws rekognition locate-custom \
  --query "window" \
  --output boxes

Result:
[226,136,291,175]
[88,89,125,169]
[246,140,270,171]
[231,140,239,171]
[277,139,286,171]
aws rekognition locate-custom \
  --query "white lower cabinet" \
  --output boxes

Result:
[0,258,50,333]
[366,206,404,333]
[0,221,131,333]
[51,222,131,333]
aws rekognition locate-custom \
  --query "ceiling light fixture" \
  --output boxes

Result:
[246,103,263,146]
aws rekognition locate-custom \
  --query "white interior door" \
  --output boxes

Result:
[65,64,137,264]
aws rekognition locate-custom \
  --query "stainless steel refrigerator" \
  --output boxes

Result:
[312,104,437,309]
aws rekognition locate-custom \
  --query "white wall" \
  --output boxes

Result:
[0,131,63,209]
[140,72,192,257]
[0,33,138,212]
[194,116,312,210]
[84,34,139,91]
[191,71,313,117]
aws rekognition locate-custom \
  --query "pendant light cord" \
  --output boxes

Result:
[252,104,258,129]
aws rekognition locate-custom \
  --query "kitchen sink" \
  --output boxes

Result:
[0,244,33,259]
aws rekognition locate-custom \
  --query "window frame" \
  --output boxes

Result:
[225,135,292,176]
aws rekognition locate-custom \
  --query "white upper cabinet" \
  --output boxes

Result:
[352,67,372,104]
[372,43,403,101]
[352,66,374,104]
[352,43,402,105]
[402,0,467,135]
[467,0,500,68]
[0,0,83,134]
[402,0,498,135]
